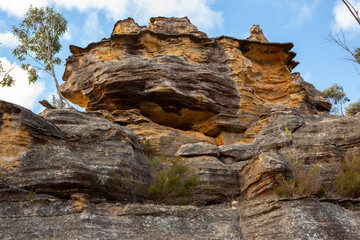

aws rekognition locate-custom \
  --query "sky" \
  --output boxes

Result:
[0,0,359,113]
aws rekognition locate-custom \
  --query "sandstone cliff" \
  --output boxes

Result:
[1,17,359,240]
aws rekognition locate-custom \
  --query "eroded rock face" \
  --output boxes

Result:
[239,198,360,240]
[2,17,360,240]
[60,17,330,137]
[0,200,241,240]
[0,100,151,202]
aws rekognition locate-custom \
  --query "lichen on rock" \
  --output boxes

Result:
[1,17,359,240]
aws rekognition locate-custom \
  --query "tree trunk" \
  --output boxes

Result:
[43,23,71,109]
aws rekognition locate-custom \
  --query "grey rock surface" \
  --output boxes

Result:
[239,198,360,240]
[176,142,220,157]
[0,101,151,202]
[0,200,242,240]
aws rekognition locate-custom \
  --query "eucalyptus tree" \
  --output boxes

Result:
[12,6,68,107]
[322,83,350,116]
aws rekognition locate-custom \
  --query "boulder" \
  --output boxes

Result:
[0,100,151,202]
[239,198,360,240]
[60,17,330,138]
[176,142,220,157]
[181,156,240,203]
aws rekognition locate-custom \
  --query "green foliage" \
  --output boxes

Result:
[27,186,36,200]
[0,59,14,87]
[52,95,62,108]
[314,186,326,198]
[46,235,58,240]
[12,5,67,106]
[147,156,200,205]
[322,83,350,115]
[308,148,312,158]
[142,141,157,159]
[335,156,360,198]
[355,48,360,63]
[285,127,291,139]
[91,169,135,200]
[345,99,360,116]
[275,155,323,197]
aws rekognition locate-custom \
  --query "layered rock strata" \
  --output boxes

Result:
[60,17,330,139]
[1,17,359,240]
[0,100,151,202]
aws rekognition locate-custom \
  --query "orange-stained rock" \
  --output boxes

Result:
[0,113,31,173]
[3,17,360,239]
[112,18,144,35]
[247,25,269,42]
[0,100,152,202]
[60,17,330,140]
[147,16,208,38]
[127,121,216,158]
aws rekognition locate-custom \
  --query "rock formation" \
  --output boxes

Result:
[1,17,359,239]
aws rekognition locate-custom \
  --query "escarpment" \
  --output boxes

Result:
[60,17,330,138]
[1,17,359,240]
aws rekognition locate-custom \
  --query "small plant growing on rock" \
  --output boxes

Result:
[285,127,291,139]
[46,236,58,240]
[142,141,158,159]
[334,156,360,198]
[275,157,323,197]
[27,186,36,200]
[91,169,137,201]
[147,156,199,205]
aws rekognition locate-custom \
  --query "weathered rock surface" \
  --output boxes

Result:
[182,155,240,203]
[230,105,360,199]
[1,17,360,240]
[0,100,151,202]
[60,17,329,137]
[127,121,215,158]
[239,198,360,240]
[176,142,220,157]
[0,200,241,240]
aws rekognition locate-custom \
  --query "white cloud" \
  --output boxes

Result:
[0,0,48,17]
[0,0,222,32]
[291,2,312,27]
[255,0,320,28]
[83,12,104,43]
[332,0,360,34]
[0,32,19,48]
[0,57,45,110]
[63,28,72,41]
[53,0,129,19]
[128,0,222,30]
[286,0,321,28]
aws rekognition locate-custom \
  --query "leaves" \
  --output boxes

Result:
[335,156,360,198]
[12,5,68,107]
[322,83,350,115]
[275,157,322,197]
[147,157,199,205]
[0,61,14,87]
[345,99,360,116]
[21,63,39,84]
[12,5,67,74]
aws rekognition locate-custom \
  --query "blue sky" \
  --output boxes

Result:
[0,0,359,113]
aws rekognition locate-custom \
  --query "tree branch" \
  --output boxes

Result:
[342,0,360,26]
[328,30,360,64]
